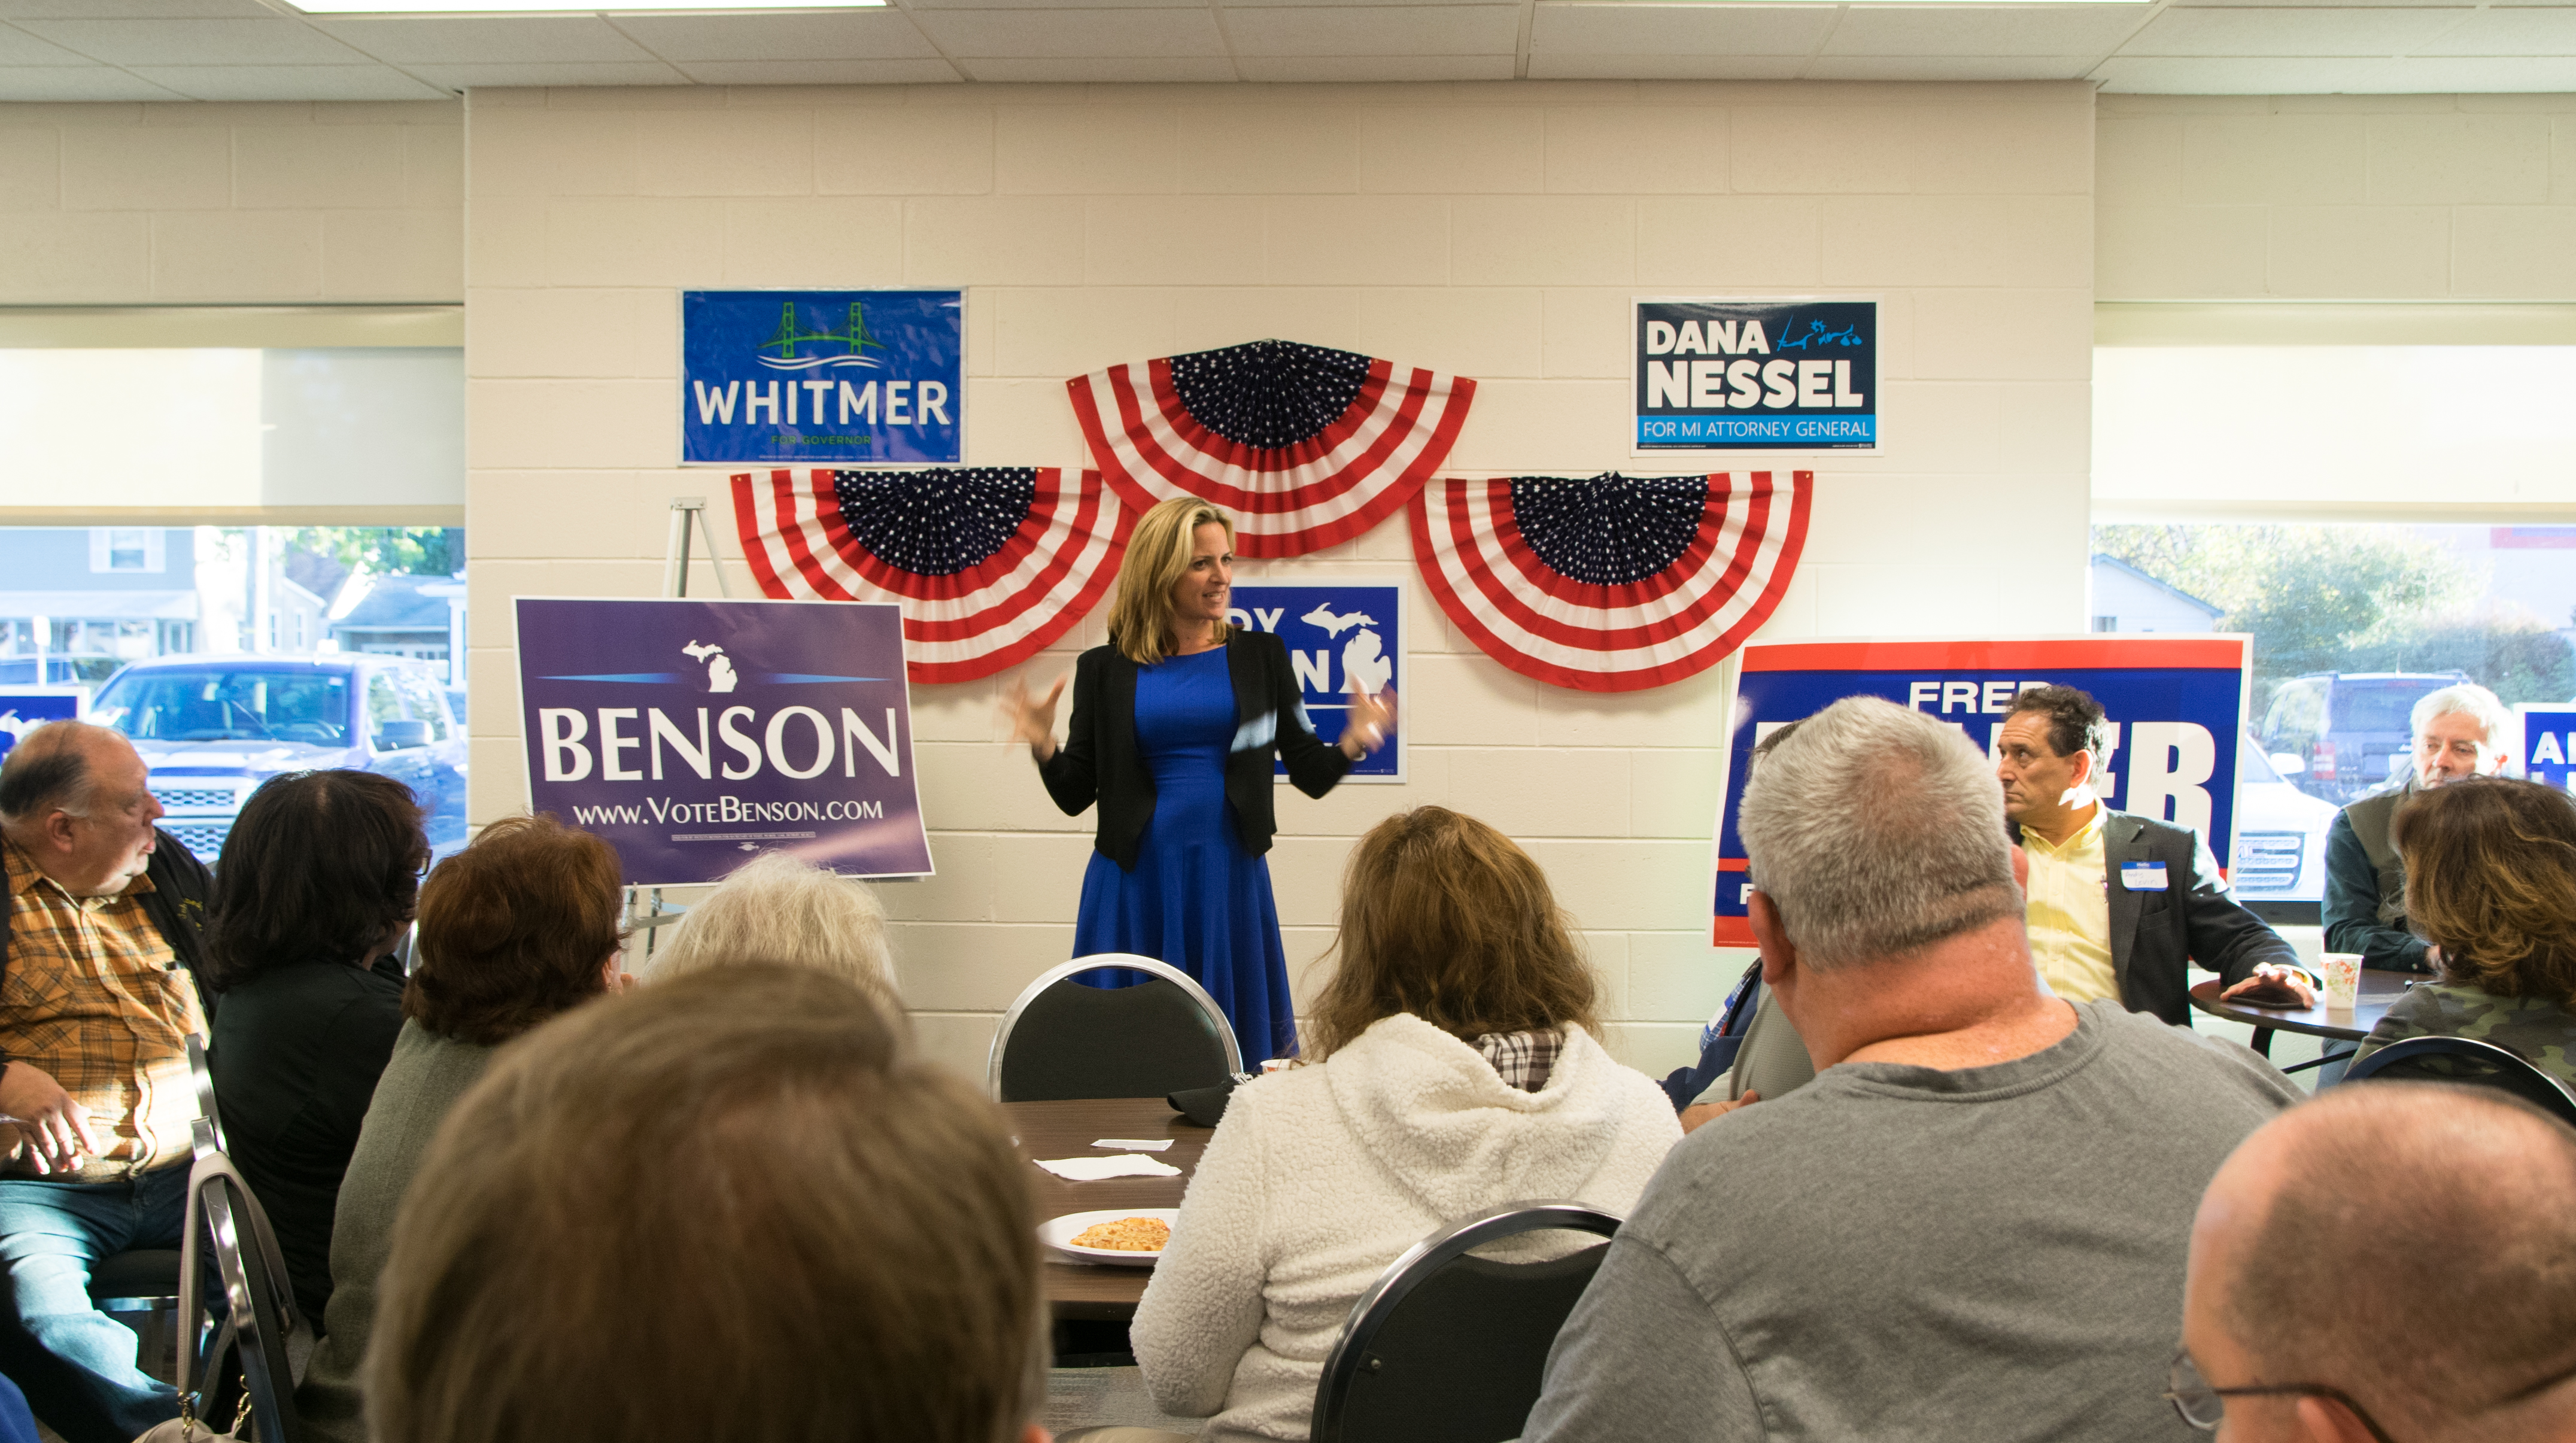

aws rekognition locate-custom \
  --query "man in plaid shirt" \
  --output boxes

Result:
[0,721,214,1443]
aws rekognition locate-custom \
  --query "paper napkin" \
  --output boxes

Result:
[1034,1154,1183,1181]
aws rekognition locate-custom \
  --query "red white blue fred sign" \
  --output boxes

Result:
[1712,636,2252,946]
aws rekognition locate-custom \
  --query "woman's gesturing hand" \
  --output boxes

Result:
[1002,673,1069,762]
[1338,683,1397,760]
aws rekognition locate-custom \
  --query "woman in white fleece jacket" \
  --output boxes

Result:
[1126,806,1683,1443]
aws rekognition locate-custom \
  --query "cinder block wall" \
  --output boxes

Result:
[463,79,2098,1084]
[0,99,461,304]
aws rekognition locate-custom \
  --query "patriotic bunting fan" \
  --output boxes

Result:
[1410,472,1812,693]
[1068,339,1477,558]
[731,467,1136,685]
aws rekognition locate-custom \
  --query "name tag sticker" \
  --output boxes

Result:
[2122,861,2170,892]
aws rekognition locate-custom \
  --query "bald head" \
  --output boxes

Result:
[0,721,161,894]
[2189,1085,2576,1441]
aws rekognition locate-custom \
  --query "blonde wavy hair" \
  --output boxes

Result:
[644,852,900,1016]
[1104,497,1234,667]
[2396,777,2576,1006]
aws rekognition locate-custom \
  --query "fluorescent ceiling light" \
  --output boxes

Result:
[290,1,886,13]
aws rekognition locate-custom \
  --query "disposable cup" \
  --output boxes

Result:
[2322,952,2362,1011]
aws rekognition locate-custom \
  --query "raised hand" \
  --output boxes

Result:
[1001,672,1070,762]
[1338,682,1398,758]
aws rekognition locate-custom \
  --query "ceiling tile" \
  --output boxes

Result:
[308,17,658,65]
[1821,5,2152,56]
[2090,54,2399,86]
[672,58,961,84]
[1235,53,1515,76]
[608,13,940,60]
[1532,5,1834,57]
[2117,8,2469,55]
[0,22,87,63]
[399,60,689,89]
[912,7,1227,56]
[1526,51,1806,77]
[2372,53,2576,83]
[902,0,1205,12]
[1803,53,2104,77]
[2407,8,2576,51]
[0,1,274,16]
[1225,5,1521,56]
[14,17,365,65]
[125,63,449,100]
[956,55,1238,78]
[0,63,185,98]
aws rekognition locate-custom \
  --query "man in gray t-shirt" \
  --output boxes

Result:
[1524,698,2301,1443]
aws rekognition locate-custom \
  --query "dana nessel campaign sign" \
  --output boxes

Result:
[1633,297,1878,454]
[516,597,932,885]
[1231,582,1403,784]
[2516,704,2576,792]
[1709,637,2250,946]
[683,290,962,466]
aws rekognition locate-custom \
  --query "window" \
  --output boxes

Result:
[90,528,161,573]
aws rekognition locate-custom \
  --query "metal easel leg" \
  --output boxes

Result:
[663,497,734,600]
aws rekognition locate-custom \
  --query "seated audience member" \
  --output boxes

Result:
[641,850,898,1010]
[1523,698,2301,1443]
[205,770,428,1324]
[368,965,1044,1443]
[1999,684,2309,1017]
[294,814,625,1443]
[0,722,210,1443]
[2349,776,2576,1086]
[1129,807,1681,1443]
[2324,682,2511,973]
[2180,1084,2576,1441]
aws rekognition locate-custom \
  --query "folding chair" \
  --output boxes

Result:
[2344,1034,2576,1126]
[987,955,1242,1102]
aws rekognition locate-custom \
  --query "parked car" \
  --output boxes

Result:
[86,654,469,867]
[2256,671,2467,806]
[2229,726,2340,903]
[0,654,124,686]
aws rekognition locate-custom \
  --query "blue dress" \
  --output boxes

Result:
[1070,646,1296,1063]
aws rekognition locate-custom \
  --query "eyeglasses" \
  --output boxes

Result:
[2165,1350,2399,1443]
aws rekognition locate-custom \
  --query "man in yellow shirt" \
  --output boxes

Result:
[1997,686,2308,1022]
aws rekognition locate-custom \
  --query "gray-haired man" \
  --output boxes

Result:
[2323,683,2511,973]
[1523,697,2301,1443]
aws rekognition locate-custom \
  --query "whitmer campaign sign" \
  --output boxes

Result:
[682,290,962,466]
[1633,297,1878,455]
[516,597,932,885]
[1711,636,2251,946]
[0,689,81,763]
[1231,582,1403,783]
[2516,704,2576,792]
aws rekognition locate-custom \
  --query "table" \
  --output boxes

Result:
[2187,968,2414,1068]
[1007,1096,1213,1319]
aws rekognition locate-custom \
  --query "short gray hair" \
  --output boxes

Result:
[0,719,119,825]
[1739,697,2021,969]
[644,853,898,1010]
[2411,683,2511,760]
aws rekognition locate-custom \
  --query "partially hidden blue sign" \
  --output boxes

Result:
[0,689,82,763]
[1633,297,1878,454]
[683,290,962,466]
[1230,582,1403,783]
[516,597,932,885]
[2516,704,2576,792]
[1712,636,2250,946]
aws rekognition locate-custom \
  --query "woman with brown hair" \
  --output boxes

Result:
[1124,807,1679,1443]
[293,813,628,1443]
[2350,777,2576,1085]
[1001,495,1393,1062]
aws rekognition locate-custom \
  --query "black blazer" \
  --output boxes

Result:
[2018,809,2296,1025]
[1039,630,1352,870]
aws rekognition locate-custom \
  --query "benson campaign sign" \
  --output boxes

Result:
[1230,581,1404,783]
[1633,297,1878,455]
[2516,703,2576,792]
[683,290,962,466]
[517,597,932,885]
[1710,636,2250,945]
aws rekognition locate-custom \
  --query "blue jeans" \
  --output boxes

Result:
[0,1163,188,1443]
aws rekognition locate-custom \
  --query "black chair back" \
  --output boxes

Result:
[186,1034,229,1156]
[989,955,1241,1102]
[179,1152,308,1443]
[1313,1201,1623,1443]
[2344,1035,2576,1126]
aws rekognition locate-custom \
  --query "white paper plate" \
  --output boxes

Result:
[1039,1208,1179,1266]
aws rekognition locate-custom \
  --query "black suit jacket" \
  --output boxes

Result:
[2098,809,2297,1024]
[1038,630,1351,870]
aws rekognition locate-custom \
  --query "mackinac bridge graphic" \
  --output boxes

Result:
[757,301,888,370]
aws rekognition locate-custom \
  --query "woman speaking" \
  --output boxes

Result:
[1004,497,1393,1062]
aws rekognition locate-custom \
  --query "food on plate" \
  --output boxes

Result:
[1070,1216,1171,1252]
